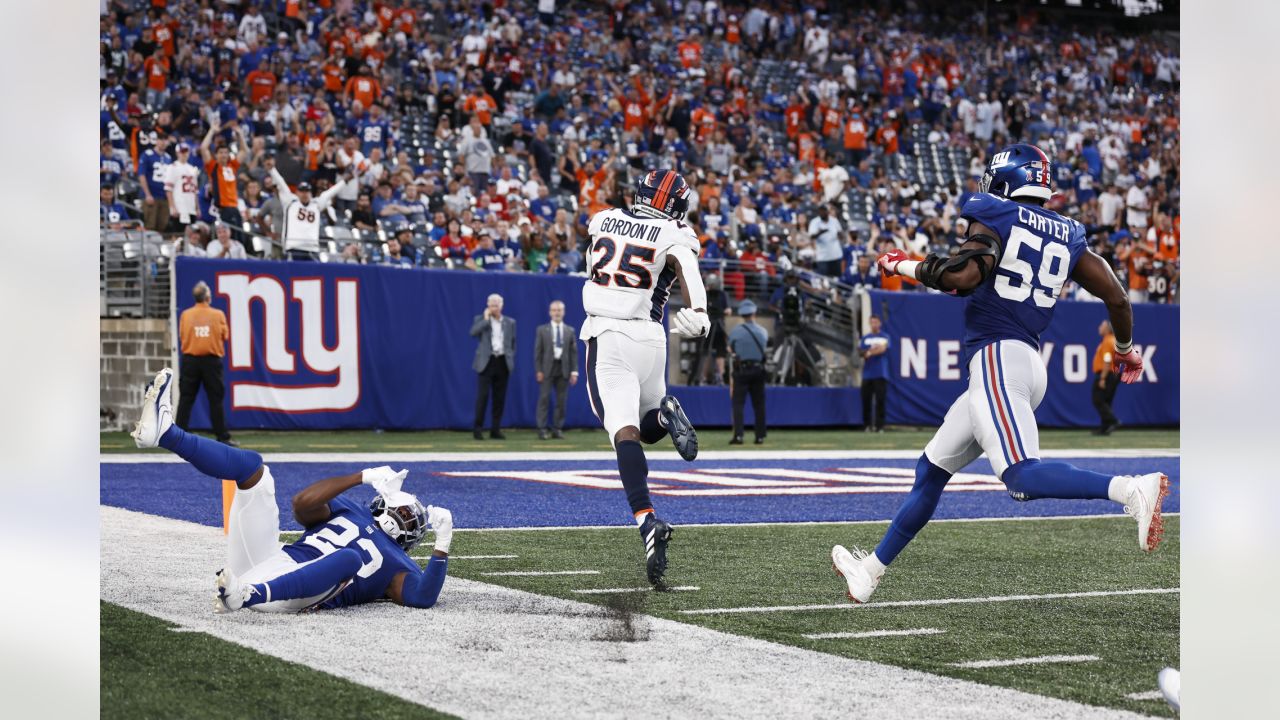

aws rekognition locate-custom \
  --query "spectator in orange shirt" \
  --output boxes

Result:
[245,66,277,106]
[784,95,807,138]
[462,88,499,126]
[796,131,817,163]
[1115,233,1154,303]
[1149,212,1179,262]
[299,119,326,173]
[677,31,703,69]
[143,50,170,110]
[344,66,382,109]
[321,55,346,93]
[200,119,248,229]
[843,111,869,165]
[875,121,899,155]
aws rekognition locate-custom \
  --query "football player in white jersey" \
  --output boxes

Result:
[269,166,350,261]
[581,169,710,584]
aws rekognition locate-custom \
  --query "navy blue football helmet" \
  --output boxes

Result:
[633,169,690,220]
[979,143,1053,201]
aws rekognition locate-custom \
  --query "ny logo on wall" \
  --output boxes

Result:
[217,273,361,413]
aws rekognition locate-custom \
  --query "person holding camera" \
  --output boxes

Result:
[728,300,769,445]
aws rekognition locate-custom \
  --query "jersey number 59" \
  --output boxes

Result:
[993,226,1071,308]
[589,237,655,289]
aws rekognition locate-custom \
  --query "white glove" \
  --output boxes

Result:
[361,465,407,497]
[427,505,453,554]
[669,308,711,338]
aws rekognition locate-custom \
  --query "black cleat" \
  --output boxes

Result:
[659,395,698,461]
[640,514,674,584]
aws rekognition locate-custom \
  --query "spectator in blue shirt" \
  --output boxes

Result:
[468,231,506,271]
[858,315,891,432]
[842,254,880,290]
[530,186,557,225]
[100,140,125,187]
[137,134,174,232]
[557,236,583,273]
[100,185,130,229]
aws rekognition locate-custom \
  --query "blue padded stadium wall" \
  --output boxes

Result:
[174,258,1178,431]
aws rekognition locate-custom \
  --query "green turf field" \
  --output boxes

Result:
[101,602,455,720]
[100,426,1180,454]
[443,515,1179,717]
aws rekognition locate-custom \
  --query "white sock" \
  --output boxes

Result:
[634,510,653,526]
[1107,476,1131,504]
[863,551,887,579]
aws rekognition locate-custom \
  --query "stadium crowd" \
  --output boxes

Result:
[100,0,1179,304]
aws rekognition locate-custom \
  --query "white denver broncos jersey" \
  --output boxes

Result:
[270,168,345,254]
[581,207,700,336]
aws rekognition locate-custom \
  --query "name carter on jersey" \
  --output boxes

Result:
[1016,206,1073,243]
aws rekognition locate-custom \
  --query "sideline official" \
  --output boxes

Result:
[534,300,578,439]
[858,314,890,432]
[728,300,769,445]
[470,293,516,440]
[175,281,234,445]
[1092,320,1121,435]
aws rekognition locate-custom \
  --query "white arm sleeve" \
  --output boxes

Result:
[668,245,707,311]
[317,179,346,210]
[269,167,296,208]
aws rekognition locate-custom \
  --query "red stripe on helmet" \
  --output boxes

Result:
[651,171,677,213]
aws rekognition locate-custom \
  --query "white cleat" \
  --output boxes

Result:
[1122,473,1170,552]
[832,545,880,604]
[1157,667,1180,711]
[131,368,174,448]
[214,569,254,614]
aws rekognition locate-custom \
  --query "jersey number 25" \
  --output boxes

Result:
[589,237,654,289]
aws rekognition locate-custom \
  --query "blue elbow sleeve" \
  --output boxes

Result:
[402,556,448,608]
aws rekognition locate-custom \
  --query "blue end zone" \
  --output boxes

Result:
[101,456,1180,530]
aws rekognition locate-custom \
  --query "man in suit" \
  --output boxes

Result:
[470,293,516,440]
[534,300,579,439]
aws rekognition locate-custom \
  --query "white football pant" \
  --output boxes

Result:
[584,329,668,444]
[924,339,1046,480]
[226,465,335,612]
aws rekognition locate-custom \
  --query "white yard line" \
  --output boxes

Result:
[1124,690,1165,701]
[100,448,1181,463]
[952,655,1101,669]
[454,512,1180,533]
[573,586,700,595]
[680,588,1180,616]
[426,554,519,560]
[803,628,946,640]
[480,570,599,577]
[101,506,1147,720]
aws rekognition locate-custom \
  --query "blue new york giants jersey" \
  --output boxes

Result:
[960,193,1087,363]
[282,495,421,609]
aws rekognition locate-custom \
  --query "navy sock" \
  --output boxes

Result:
[246,547,363,607]
[639,409,668,444]
[159,425,262,484]
[1002,459,1112,501]
[874,455,951,565]
[615,440,653,516]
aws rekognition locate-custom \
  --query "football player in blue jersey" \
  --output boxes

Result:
[130,369,454,613]
[832,143,1169,603]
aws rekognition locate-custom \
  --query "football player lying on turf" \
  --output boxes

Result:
[131,368,453,613]
[832,143,1168,604]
